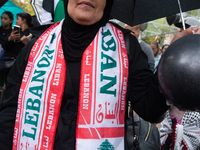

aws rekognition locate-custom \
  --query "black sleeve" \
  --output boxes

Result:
[0,38,37,149]
[127,34,169,123]
[2,40,13,51]
[2,30,29,52]
[2,39,25,58]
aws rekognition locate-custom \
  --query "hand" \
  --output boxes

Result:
[196,27,200,34]
[20,34,32,45]
[171,26,200,44]
[8,30,20,41]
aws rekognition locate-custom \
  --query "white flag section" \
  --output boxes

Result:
[31,0,59,25]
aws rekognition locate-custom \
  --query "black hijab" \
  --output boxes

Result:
[62,0,114,61]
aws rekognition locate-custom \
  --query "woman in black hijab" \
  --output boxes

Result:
[0,0,169,150]
[62,0,114,61]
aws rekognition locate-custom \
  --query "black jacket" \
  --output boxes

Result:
[0,23,169,150]
[0,27,12,45]
[2,28,31,58]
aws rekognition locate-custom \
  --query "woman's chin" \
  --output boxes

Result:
[74,16,99,26]
[69,9,103,26]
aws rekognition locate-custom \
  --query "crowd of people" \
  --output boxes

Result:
[0,11,34,96]
[125,17,200,150]
[0,0,200,149]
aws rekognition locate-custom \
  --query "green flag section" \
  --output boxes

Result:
[54,0,65,23]
[31,0,65,24]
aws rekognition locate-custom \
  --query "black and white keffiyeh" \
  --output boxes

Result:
[160,110,200,150]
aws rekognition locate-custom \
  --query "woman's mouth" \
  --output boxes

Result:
[78,1,94,8]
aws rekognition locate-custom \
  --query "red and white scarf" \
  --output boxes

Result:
[12,20,129,150]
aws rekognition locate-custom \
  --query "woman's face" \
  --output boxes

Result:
[150,44,159,57]
[68,0,107,25]
[1,13,13,29]
[15,16,24,27]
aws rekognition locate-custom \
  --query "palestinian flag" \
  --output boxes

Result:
[31,0,65,25]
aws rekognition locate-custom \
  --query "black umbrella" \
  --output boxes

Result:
[111,0,200,26]
[30,0,200,26]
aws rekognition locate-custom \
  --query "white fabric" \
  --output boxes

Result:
[31,0,59,24]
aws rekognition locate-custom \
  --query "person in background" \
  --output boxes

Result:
[159,26,200,150]
[124,24,155,72]
[160,106,200,150]
[159,24,200,150]
[161,44,169,54]
[0,11,13,49]
[150,41,161,70]
[0,11,13,101]
[1,12,33,85]
[0,11,13,62]
[4,12,33,50]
